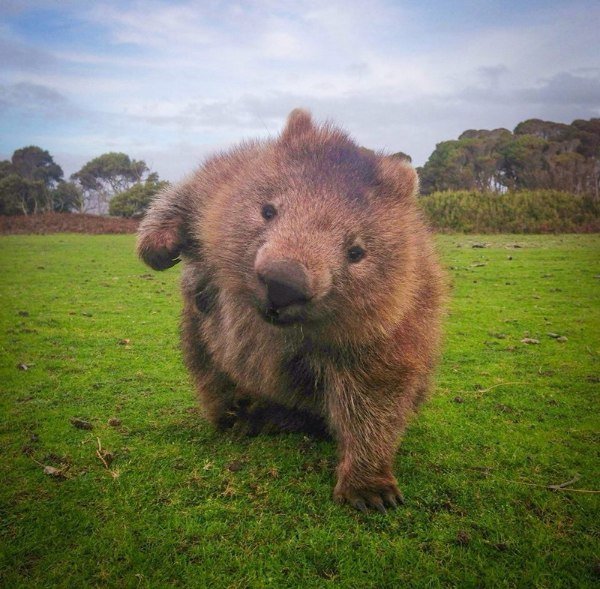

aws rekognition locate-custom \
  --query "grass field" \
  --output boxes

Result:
[1,233,598,588]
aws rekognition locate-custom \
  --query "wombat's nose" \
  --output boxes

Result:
[258,260,311,309]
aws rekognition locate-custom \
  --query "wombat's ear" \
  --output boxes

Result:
[136,184,191,271]
[281,108,314,140]
[376,157,419,201]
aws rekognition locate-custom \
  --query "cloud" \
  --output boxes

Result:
[0,35,57,71]
[477,65,509,89]
[0,81,72,116]
[455,69,600,112]
[88,2,219,49]
[519,70,600,106]
[0,0,81,15]
[0,0,598,180]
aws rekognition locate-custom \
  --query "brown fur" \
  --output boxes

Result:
[137,109,445,512]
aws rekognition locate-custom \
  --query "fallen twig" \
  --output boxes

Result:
[466,467,598,493]
[472,382,522,398]
[30,456,67,479]
[547,474,582,491]
[479,382,522,393]
[96,437,119,478]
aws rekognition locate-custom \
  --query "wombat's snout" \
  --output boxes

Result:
[257,260,311,310]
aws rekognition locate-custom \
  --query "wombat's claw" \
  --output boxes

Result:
[389,488,404,507]
[384,492,400,509]
[370,497,387,515]
[353,499,368,513]
[336,481,404,514]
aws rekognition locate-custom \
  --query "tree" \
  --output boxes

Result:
[571,119,600,158]
[418,129,512,194]
[513,119,571,141]
[0,160,15,180]
[0,147,64,213]
[11,146,63,189]
[0,174,47,215]
[51,181,84,213]
[418,140,477,194]
[499,134,548,190]
[571,119,600,199]
[71,152,149,214]
[109,173,169,218]
[418,118,600,197]
[390,151,412,162]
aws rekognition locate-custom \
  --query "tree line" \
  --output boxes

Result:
[418,118,599,197]
[0,148,168,217]
[1,117,598,218]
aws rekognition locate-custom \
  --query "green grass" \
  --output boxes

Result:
[1,233,599,588]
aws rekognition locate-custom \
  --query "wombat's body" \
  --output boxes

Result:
[137,110,445,512]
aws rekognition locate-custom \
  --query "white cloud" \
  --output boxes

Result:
[87,2,218,49]
[0,0,598,180]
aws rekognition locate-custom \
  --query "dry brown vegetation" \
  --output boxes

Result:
[0,212,139,235]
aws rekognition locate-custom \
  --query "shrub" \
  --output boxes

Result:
[109,176,169,218]
[419,190,600,233]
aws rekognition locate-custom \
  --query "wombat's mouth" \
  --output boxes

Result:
[259,305,306,327]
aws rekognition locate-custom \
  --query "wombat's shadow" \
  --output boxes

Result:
[156,405,336,456]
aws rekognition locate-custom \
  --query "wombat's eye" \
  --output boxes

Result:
[261,204,277,221]
[347,245,366,263]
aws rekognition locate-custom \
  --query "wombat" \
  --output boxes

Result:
[137,109,445,513]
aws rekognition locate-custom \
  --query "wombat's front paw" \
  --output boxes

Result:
[221,398,269,437]
[216,411,238,431]
[334,477,404,514]
[138,235,182,271]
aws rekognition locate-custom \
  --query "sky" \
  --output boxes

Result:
[1,0,599,182]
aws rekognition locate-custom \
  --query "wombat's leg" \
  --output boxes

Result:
[190,369,241,430]
[232,400,331,439]
[265,405,330,439]
[327,379,410,514]
[181,308,238,428]
[137,182,196,271]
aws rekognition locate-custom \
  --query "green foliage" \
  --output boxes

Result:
[361,147,413,162]
[0,234,598,587]
[570,119,600,158]
[418,130,512,194]
[419,190,600,233]
[71,152,150,214]
[71,152,148,193]
[50,181,84,213]
[0,160,15,180]
[513,118,571,140]
[500,134,548,190]
[1,147,159,216]
[11,146,63,188]
[419,118,600,196]
[0,174,48,215]
[109,174,169,218]
[390,151,412,162]
[0,147,66,215]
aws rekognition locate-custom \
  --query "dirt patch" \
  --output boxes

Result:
[0,213,139,235]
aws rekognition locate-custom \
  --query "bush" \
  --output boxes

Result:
[419,190,600,233]
[109,177,169,218]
